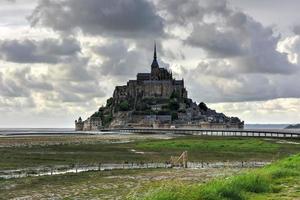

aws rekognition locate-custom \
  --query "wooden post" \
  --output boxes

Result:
[183,151,188,168]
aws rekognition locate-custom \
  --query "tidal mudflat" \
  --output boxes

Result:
[1,134,299,170]
[0,167,246,200]
[0,133,299,199]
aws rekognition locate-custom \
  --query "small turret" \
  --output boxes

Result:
[75,117,84,131]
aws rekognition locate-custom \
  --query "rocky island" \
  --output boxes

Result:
[75,44,244,131]
[285,124,300,129]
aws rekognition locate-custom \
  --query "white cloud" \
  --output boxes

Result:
[210,98,300,124]
[278,35,300,64]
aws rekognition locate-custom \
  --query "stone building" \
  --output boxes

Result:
[75,117,84,131]
[75,43,244,130]
[75,116,102,131]
[113,43,187,105]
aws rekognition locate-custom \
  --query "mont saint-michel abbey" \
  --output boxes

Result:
[114,44,187,106]
[75,44,244,131]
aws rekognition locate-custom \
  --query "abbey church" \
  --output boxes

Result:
[113,44,187,107]
[75,44,244,131]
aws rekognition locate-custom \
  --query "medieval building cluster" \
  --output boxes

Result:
[75,44,244,131]
[113,43,187,105]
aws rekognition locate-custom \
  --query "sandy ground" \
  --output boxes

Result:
[0,134,175,147]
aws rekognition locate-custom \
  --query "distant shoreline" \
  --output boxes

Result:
[0,133,88,137]
[0,124,292,136]
[0,128,77,136]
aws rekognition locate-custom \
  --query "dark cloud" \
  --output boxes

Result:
[54,81,106,103]
[93,41,150,78]
[0,38,81,64]
[158,0,233,26]
[158,0,204,25]
[293,25,300,35]
[186,23,244,57]
[171,0,297,74]
[49,57,93,82]
[0,67,52,97]
[47,56,107,102]
[181,62,300,103]
[92,39,171,82]
[29,0,164,38]
[0,51,107,103]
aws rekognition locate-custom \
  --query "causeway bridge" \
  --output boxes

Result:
[101,128,300,139]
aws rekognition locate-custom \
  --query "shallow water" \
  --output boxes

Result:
[0,161,270,179]
[0,128,76,136]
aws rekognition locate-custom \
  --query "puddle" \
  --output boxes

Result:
[264,138,300,145]
[130,149,145,154]
[276,140,300,145]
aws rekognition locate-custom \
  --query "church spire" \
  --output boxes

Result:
[151,41,159,69]
[154,41,157,59]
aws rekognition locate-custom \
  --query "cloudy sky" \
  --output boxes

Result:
[1,0,300,128]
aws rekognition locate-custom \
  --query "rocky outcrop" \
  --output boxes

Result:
[285,124,300,129]
[75,44,244,131]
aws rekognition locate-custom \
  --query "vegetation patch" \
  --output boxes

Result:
[130,154,300,200]
[136,137,280,153]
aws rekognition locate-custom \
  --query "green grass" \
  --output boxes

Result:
[136,137,300,162]
[136,138,279,152]
[0,142,148,169]
[130,154,300,200]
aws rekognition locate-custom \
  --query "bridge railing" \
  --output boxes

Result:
[100,128,300,139]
